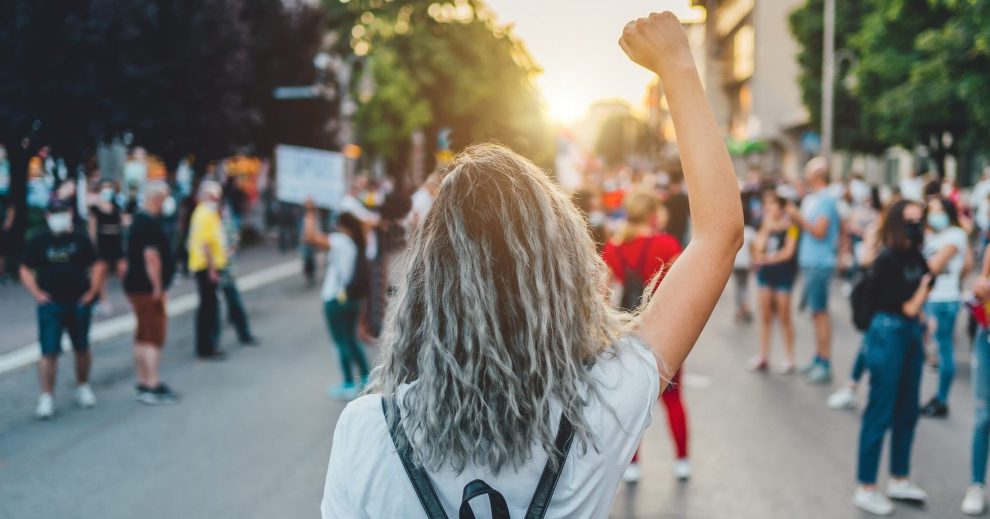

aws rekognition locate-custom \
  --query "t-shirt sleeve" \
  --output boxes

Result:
[21,237,42,269]
[127,218,149,256]
[322,404,363,519]
[653,234,683,262]
[592,336,661,466]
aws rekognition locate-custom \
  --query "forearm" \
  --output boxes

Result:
[146,255,162,293]
[663,68,743,251]
[89,262,107,294]
[902,286,930,317]
[19,266,45,299]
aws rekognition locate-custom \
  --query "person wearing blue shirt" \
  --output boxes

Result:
[788,158,841,384]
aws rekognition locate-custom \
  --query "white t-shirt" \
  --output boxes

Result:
[924,226,968,303]
[735,226,756,269]
[972,180,990,232]
[321,232,358,302]
[321,336,660,518]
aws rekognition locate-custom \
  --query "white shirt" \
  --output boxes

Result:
[924,226,968,303]
[321,336,660,518]
[972,179,990,231]
[404,186,434,229]
[320,232,358,302]
[900,177,925,202]
[735,226,756,269]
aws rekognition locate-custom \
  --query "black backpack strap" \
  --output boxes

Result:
[381,397,448,519]
[458,480,510,519]
[524,413,575,519]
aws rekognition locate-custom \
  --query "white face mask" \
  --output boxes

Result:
[47,213,72,234]
[162,196,177,217]
[100,189,115,203]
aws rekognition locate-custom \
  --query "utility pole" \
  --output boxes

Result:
[821,0,836,171]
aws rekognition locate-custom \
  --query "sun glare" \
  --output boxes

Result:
[546,91,588,124]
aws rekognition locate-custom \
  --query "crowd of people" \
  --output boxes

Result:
[9,150,261,419]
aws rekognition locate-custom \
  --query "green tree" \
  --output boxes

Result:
[788,0,884,154]
[324,0,553,171]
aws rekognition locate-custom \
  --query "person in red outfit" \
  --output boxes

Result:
[602,189,691,483]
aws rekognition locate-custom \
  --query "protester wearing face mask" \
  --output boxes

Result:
[19,199,106,420]
[88,180,125,316]
[919,198,968,419]
[852,200,933,515]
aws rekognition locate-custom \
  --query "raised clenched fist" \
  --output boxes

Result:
[619,12,694,78]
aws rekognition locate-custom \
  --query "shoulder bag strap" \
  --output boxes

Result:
[381,397,448,519]
[524,413,575,519]
[458,479,510,519]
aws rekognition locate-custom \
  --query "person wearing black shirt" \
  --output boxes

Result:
[124,182,180,405]
[19,199,106,420]
[853,200,933,515]
[88,180,125,316]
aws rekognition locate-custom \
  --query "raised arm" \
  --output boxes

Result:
[303,199,331,251]
[620,12,744,377]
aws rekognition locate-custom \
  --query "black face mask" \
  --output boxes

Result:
[905,222,924,247]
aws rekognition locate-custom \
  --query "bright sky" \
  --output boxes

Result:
[486,0,704,123]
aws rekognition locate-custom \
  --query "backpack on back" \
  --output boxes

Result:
[850,266,876,332]
[619,238,656,311]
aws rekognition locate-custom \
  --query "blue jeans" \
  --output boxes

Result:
[850,340,867,383]
[323,299,369,385]
[972,328,990,484]
[926,301,960,403]
[857,312,924,484]
[37,302,93,357]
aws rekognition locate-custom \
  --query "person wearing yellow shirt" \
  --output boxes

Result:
[188,181,227,360]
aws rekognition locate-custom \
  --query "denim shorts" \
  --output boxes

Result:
[37,302,93,357]
[801,267,833,313]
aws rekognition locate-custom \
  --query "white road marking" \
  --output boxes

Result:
[0,260,301,375]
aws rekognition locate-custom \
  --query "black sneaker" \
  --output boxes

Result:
[138,384,180,405]
[239,336,260,347]
[920,397,948,418]
[197,350,227,361]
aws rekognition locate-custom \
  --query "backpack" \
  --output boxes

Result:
[619,237,656,311]
[850,267,876,332]
[346,252,371,300]
[382,397,574,519]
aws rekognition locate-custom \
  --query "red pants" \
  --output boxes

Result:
[632,370,689,462]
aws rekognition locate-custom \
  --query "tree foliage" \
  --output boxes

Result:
[325,0,553,169]
[790,0,990,171]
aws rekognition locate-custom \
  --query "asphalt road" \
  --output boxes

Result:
[0,270,981,519]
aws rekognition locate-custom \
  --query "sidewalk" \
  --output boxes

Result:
[0,242,301,357]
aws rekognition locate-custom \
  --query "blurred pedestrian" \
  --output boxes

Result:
[124,182,179,405]
[573,188,607,254]
[852,200,931,515]
[602,190,688,482]
[188,181,227,360]
[920,197,968,418]
[219,197,257,346]
[788,158,841,384]
[750,188,799,373]
[88,180,125,317]
[304,201,370,400]
[733,194,756,324]
[20,199,104,419]
[664,166,690,245]
[963,251,990,515]
[321,16,744,516]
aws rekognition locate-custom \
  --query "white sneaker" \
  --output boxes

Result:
[963,485,986,515]
[827,386,857,410]
[853,487,894,515]
[75,384,96,408]
[35,393,54,420]
[887,479,928,502]
[621,462,641,483]
[673,458,692,480]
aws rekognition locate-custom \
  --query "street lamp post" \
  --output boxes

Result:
[821,0,836,171]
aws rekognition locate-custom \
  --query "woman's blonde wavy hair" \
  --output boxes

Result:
[368,143,633,474]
